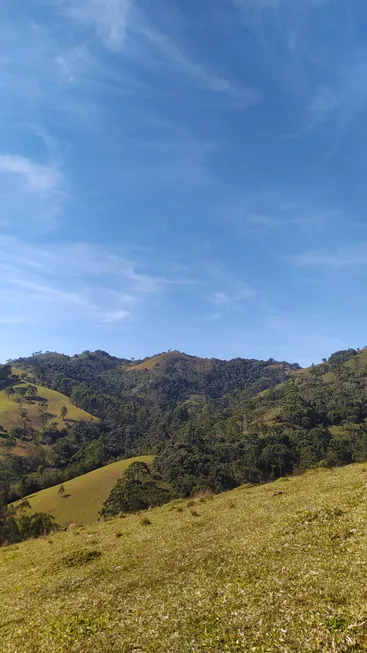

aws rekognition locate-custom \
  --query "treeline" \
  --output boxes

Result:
[0,494,57,546]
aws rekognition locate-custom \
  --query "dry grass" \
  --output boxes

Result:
[0,378,96,435]
[13,456,154,526]
[124,351,214,373]
[2,464,367,651]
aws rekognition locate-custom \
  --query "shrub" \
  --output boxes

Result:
[140,517,151,526]
[60,549,102,568]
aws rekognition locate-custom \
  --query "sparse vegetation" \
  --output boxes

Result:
[59,548,102,568]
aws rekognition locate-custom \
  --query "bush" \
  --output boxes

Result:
[140,517,151,526]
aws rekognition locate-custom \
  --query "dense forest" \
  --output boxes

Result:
[2,346,367,526]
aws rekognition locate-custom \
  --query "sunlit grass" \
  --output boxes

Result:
[0,379,96,434]
[13,456,154,526]
[2,463,367,651]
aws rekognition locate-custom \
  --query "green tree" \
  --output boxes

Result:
[124,461,151,483]
[19,407,30,430]
[4,435,16,454]
[26,385,38,400]
[58,485,66,499]
[60,405,68,421]
[4,386,15,399]
[37,402,49,427]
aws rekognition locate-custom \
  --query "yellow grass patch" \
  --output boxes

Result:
[0,383,96,433]
[15,456,154,526]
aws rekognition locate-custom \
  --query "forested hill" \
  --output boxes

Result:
[3,346,367,506]
[11,349,299,408]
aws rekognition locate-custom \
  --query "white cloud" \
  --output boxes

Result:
[201,260,254,308]
[0,236,183,328]
[234,0,327,9]
[290,243,367,269]
[248,209,338,229]
[213,287,253,305]
[0,316,29,326]
[139,27,258,105]
[0,155,61,192]
[308,59,367,133]
[0,154,66,230]
[61,0,130,50]
[100,309,131,323]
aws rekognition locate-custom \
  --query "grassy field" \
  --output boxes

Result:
[16,456,154,526]
[0,383,96,433]
[2,464,367,652]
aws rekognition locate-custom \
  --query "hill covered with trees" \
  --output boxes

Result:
[2,346,367,513]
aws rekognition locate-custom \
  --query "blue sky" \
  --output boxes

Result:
[1,0,367,366]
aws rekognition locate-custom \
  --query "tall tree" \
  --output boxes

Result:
[60,405,68,421]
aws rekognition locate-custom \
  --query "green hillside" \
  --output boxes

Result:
[4,346,367,506]
[17,456,154,526]
[0,377,96,434]
[2,463,367,652]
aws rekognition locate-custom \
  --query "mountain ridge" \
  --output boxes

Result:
[2,344,367,509]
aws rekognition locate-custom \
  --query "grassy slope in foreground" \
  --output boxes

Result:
[2,464,367,652]
[0,383,96,433]
[18,456,154,526]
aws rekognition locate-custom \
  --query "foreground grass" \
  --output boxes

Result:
[15,456,154,526]
[2,464,367,652]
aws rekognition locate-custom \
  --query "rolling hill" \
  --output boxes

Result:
[0,381,96,433]
[0,369,97,461]
[16,455,154,526]
[3,345,367,505]
[2,463,367,652]
[124,350,216,373]
[243,346,367,434]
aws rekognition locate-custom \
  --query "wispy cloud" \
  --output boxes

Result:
[248,209,338,229]
[234,0,326,7]
[290,243,367,269]
[0,154,66,231]
[200,261,254,308]
[54,0,255,105]
[212,287,253,306]
[308,58,367,132]
[0,236,186,328]
[59,0,130,51]
[0,155,61,192]
[137,26,258,105]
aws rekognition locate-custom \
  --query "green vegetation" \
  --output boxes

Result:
[4,347,367,508]
[100,460,172,517]
[2,464,367,651]
[0,496,58,546]
[15,456,153,526]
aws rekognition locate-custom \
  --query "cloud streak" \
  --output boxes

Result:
[0,155,61,192]
[0,236,188,328]
[0,153,66,231]
[60,0,130,51]
[248,209,339,230]
[138,26,258,105]
[290,243,367,269]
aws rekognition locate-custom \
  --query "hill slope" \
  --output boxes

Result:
[5,346,367,503]
[2,463,367,652]
[0,381,96,433]
[124,350,215,373]
[17,455,154,526]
